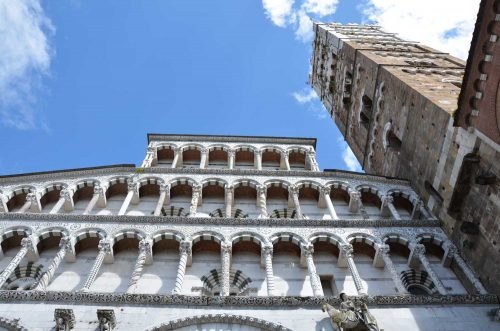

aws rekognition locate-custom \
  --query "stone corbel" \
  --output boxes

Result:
[97,309,116,331]
[408,243,425,268]
[180,240,193,266]
[100,239,114,264]
[64,236,77,263]
[95,184,107,208]
[128,180,140,205]
[348,191,361,213]
[318,186,330,208]
[27,192,42,213]
[300,243,314,267]
[280,150,290,170]
[141,237,154,265]
[287,185,298,208]
[24,236,39,262]
[380,195,393,217]
[61,189,75,212]
[54,308,75,331]
[373,244,388,268]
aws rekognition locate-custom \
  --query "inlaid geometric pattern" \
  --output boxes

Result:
[347,233,379,248]
[74,180,99,191]
[400,269,438,295]
[169,178,196,188]
[309,234,342,247]
[152,232,184,244]
[231,233,263,246]
[269,233,303,246]
[42,183,66,195]
[6,186,34,200]
[138,177,164,188]
[0,228,30,243]
[4,262,45,287]
[192,232,224,245]
[112,230,145,243]
[208,208,248,218]
[74,229,106,243]
[265,180,290,189]
[295,181,321,191]
[417,234,445,248]
[159,206,189,217]
[200,269,252,294]
[270,208,297,219]
[201,178,227,188]
[383,234,411,246]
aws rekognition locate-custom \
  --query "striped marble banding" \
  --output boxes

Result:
[74,229,106,244]
[201,269,252,293]
[74,180,100,191]
[233,145,256,152]
[231,233,263,246]
[152,232,184,244]
[208,145,229,152]
[160,206,189,217]
[347,234,379,248]
[156,143,177,151]
[327,181,353,193]
[400,269,438,295]
[6,186,35,200]
[209,208,248,218]
[287,147,307,154]
[191,232,224,245]
[5,262,45,285]
[265,180,290,190]
[356,185,382,197]
[169,178,197,188]
[309,234,342,248]
[138,177,164,188]
[295,181,321,191]
[113,230,145,244]
[232,180,258,189]
[107,176,129,187]
[1,228,31,243]
[270,208,297,219]
[383,234,411,247]
[417,234,446,248]
[37,228,68,244]
[181,144,203,152]
[201,178,227,188]
[42,183,67,195]
[269,233,304,246]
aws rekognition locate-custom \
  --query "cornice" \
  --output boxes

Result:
[0,166,409,186]
[0,291,496,307]
[0,213,440,228]
[147,134,317,147]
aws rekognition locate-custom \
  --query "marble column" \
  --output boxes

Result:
[127,239,152,293]
[83,185,106,215]
[171,148,181,168]
[340,244,367,295]
[411,199,423,219]
[49,189,74,214]
[224,185,234,218]
[19,192,41,213]
[375,244,408,294]
[0,237,35,288]
[34,237,72,290]
[172,241,192,294]
[254,150,262,170]
[81,239,112,291]
[306,149,320,171]
[321,186,339,220]
[256,185,268,218]
[281,151,291,170]
[228,149,235,170]
[443,243,487,294]
[189,184,202,217]
[301,244,324,296]
[348,191,361,213]
[409,244,447,295]
[289,185,303,219]
[381,195,401,220]
[118,181,138,216]
[220,242,232,296]
[154,183,170,216]
[261,244,276,296]
[200,148,208,169]
[0,193,8,213]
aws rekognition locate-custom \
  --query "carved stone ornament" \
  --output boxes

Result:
[322,295,380,331]
[97,309,116,331]
[54,308,75,330]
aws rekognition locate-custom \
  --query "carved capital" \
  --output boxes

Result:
[261,244,273,256]
[349,191,361,201]
[21,237,35,251]
[377,244,390,255]
[159,183,170,193]
[192,184,202,194]
[98,240,112,255]
[147,146,156,154]
[410,243,426,256]
[281,150,289,159]
[94,184,104,196]
[256,185,267,196]
[320,186,331,196]
[127,181,138,193]
[59,236,73,250]
[382,195,394,205]
[26,192,38,203]
[200,148,209,155]
[97,309,116,330]
[340,243,354,257]
[289,185,300,195]
[227,149,236,158]
[179,241,192,255]
[54,308,75,330]
[225,185,234,195]
[301,243,314,256]
[59,189,72,201]
[138,239,152,253]
[221,242,232,255]
[254,149,262,157]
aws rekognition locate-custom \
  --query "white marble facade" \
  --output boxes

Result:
[0,134,497,331]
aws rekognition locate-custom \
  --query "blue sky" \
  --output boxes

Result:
[0,0,479,175]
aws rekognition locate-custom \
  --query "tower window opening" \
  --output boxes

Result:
[342,71,353,106]
[386,130,402,151]
[360,95,372,129]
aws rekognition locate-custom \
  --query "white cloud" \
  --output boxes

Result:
[340,140,362,172]
[262,0,295,28]
[0,0,54,130]
[261,0,338,42]
[292,87,317,104]
[361,0,480,59]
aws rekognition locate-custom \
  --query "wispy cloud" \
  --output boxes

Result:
[261,0,339,42]
[0,0,54,130]
[361,0,480,60]
[292,88,317,104]
[339,139,362,172]
[292,87,327,119]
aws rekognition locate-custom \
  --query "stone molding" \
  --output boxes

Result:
[147,313,292,331]
[0,165,409,186]
[148,134,316,146]
[0,291,496,307]
[0,213,440,228]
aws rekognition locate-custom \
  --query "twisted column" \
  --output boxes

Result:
[443,243,487,294]
[118,181,138,216]
[189,184,202,217]
[228,149,235,169]
[289,185,303,219]
[127,239,151,293]
[81,239,112,291]
[171,148,181,168]
[172,241,192,294]
[220,242,232,296]
[321,186,338,220]
[306,149,320,171]
[377,245,408,294]
[281,151,291,170]
[302,244,324,296]
[199,148,208,169]
[34,237,72,290]
[154,183,170,216]
[257,185,268,218]
[0,237,35,288]
[224,185,234,218]
[261,245,276,296]
[254,150,262,170]
[409,244,447,295]
[341,244,367,295]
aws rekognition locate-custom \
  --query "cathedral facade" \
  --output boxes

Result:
[0,134,498,330]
